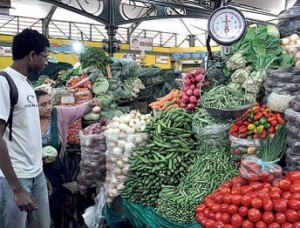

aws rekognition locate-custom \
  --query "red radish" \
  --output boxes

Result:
[199,67,205,74]
[187,103,196,110]
[191,77,196,83]
[200,82,205,88]
[180,102,187,108]
[189,84,196,90]
[195,74,203,82]
[193,88,200,97]
[186,89,193,96]
[204,80,211,87]
[183,86,189,91]
[196,83,201,88]
[182,94,190,103]
[189,96,198,104]
[185,78,192,85]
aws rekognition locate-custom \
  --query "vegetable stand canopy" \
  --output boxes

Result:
[0,0,298,47]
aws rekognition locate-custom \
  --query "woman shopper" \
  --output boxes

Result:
[0,29,51,228]
[35,89,100,228]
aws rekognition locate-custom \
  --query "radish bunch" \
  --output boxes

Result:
[178,67,209,110]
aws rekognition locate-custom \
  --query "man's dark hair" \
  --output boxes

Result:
[35,89,49,100]
[12,28,50,60]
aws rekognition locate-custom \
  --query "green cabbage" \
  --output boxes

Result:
[92,78,109,95]
[83,112,101,121]
[267,25,280,38]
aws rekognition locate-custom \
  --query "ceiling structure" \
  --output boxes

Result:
[0,0,297,50]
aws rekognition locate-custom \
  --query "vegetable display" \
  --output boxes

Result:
[122,109,198,207]
[156,144,238,224]
[195,170,300,228]
[149,89,180,110]
[103,110,151,204]
[178,67,208,110]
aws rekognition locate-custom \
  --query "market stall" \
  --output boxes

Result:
[24,2,300,227]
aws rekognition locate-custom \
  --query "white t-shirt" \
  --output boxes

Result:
[0,67,43,178]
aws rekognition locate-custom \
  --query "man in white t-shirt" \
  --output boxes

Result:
[0,29,51,228]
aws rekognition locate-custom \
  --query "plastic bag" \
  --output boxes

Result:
[230,135,260,165]
[239,155,283,183]
[122,199,201,228]
[267,92,295,113]
[279,6,300,20]
[77,131,107,194]
[83,187,106,228]
[193,123,230,145]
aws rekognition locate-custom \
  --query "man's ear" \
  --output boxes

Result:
[28,51,36,61]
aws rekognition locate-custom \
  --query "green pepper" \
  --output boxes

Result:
[248,130,255,135]
[265,123,271,129]
[259,117,267,125]
[248,112,254,120]
[254,121,260,126]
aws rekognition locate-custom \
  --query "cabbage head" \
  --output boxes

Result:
[92,78,109,95]
[267,25,280,38]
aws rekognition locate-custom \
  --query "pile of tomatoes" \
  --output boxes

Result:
[195,171,300,228]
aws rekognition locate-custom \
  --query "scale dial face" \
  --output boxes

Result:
[208,6,246,45]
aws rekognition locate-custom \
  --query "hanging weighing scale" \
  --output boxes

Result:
[208,6,246,46]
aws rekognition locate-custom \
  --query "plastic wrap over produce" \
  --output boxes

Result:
[103,111,151,205]
[230,135,260,166]
[77,120,109,194]
[240,155,282,183]
[267,92,295,113]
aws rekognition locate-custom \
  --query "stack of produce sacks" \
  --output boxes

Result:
[278,4,300,37]
[284,95,300,172]
[264,65,300,113]
[77,118,109,194]
[229,103,285,166]
[103,110,150,205]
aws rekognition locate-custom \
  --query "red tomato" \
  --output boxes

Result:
[274,199,288,212]
[241,196,252,207]
[275,212,287,224]
[211,204,221,213]
[223,194,232,204]
[248,173,260,182]
[281,223,293,228]
[219,186,231,194]
[269,191,281,200]
[262,198,273,211]
[271,186,283,194]
[203,208,210,217]
[262,211,275,224]
[195,213,204,223]
[195,204,206,213]
[231,213,243,227]
[224,225,234,228]
[221,213,231,224]
[242,220,254,228]
[220,204,229,213]
[244,192,257,199]
[288,170,300,181]
[250,182,263,191]
[255,221,267,228]
[215,221,225,228]
[268,222,280,228]
[239,206,249,217]
[288,198,300,210]
[282,192,292,200]
[208,211,216,219]
[228,205,239,215]
[290,193,300,200]
[205,219,216,228]
[248,208,261,222]
[285,209,298,223]
[293,221,300,228]
[260,172,269,183]
[204,198,215,208]
[251,197,263,209]
[231,187,242,195]
[231,195,241,205]
[214,212,222,221]
[222,180,233,188]
[263,182,272,189]
[279,179,292,191]
[290,184,300,193]
[214,193,224,204]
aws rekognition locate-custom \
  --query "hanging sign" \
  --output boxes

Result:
[156,55,169,64]
[0,46,12,56]
[130,37,153,51]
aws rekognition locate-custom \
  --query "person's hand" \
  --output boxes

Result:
[46,178,53,196]
[13,188,38,212]
[89,98,101,108]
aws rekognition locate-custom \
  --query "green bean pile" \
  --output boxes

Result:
[122,109,198,207]
[156,144,238,224]
[202,85,247,109]
[193,108,225,129]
